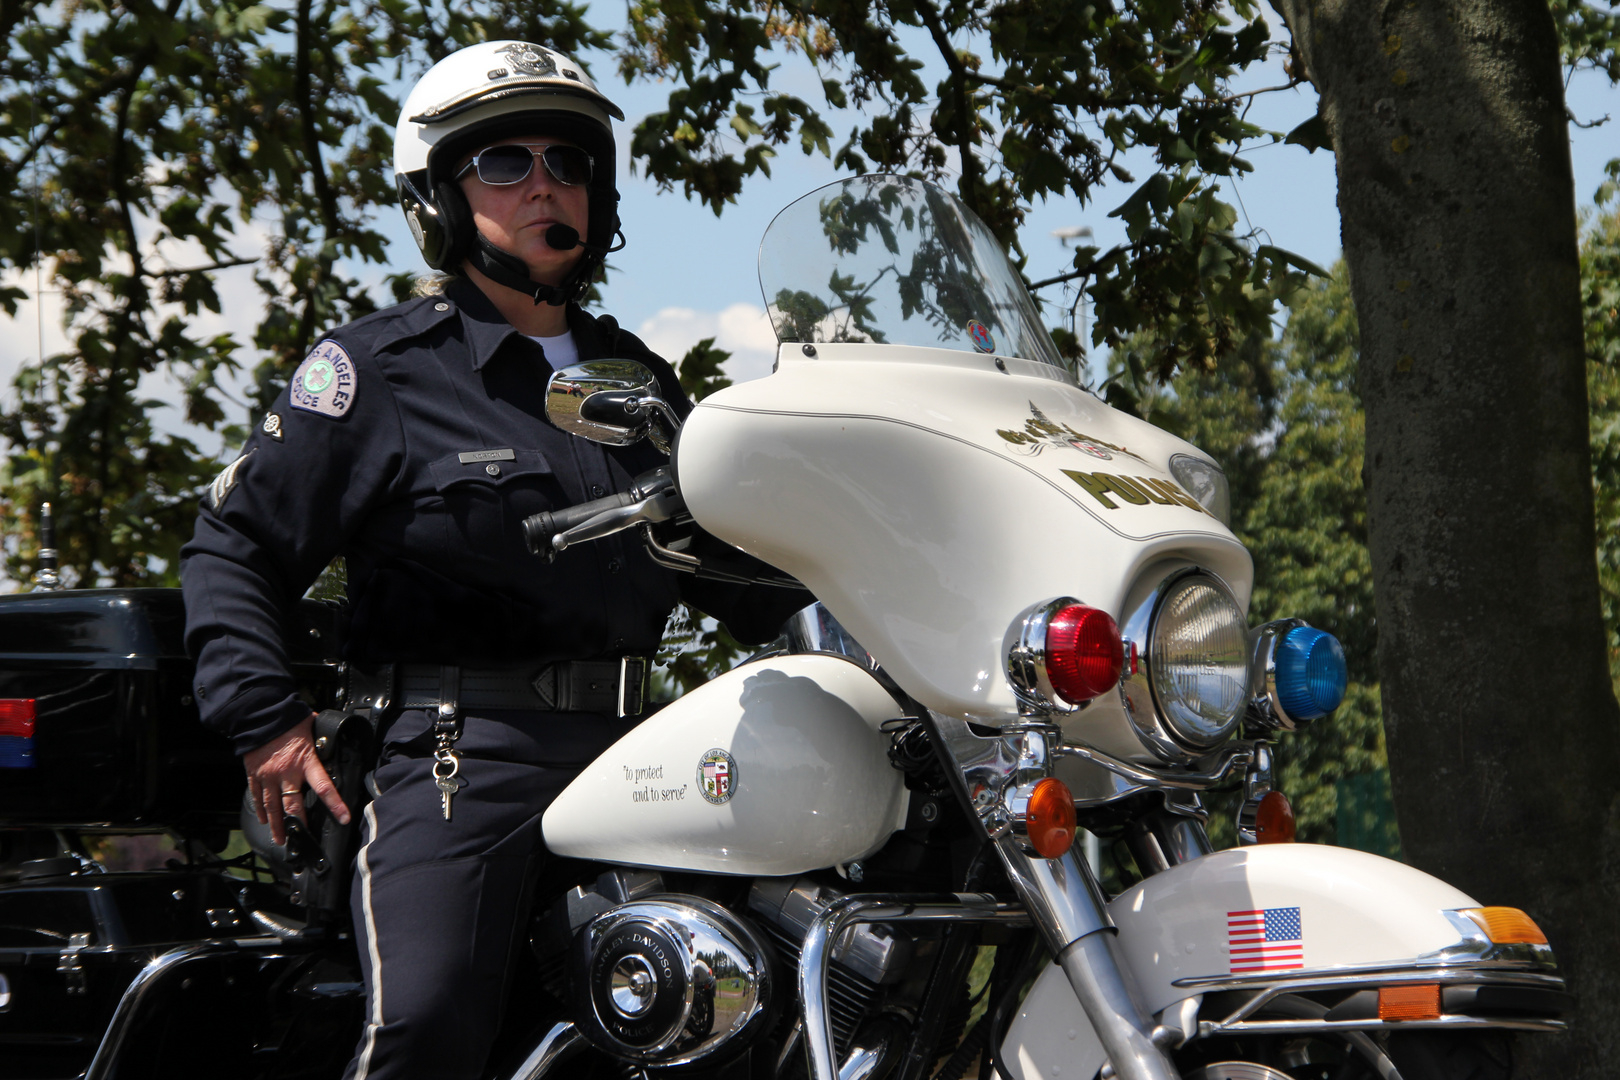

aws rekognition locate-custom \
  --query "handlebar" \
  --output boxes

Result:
[520,467,806,591]
[522,467,680,561]
[522,490,640,551]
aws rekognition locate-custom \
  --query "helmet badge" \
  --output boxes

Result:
[495,43,560,78]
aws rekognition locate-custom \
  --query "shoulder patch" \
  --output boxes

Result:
[207,450,254,511]
[290,340,357,418]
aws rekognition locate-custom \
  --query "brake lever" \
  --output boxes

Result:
[551,485,685,554]
[523,467,678,561]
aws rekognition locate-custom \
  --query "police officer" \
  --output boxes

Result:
[180,41,801,1080]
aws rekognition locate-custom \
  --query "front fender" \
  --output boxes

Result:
[1002,844,1541,1080]
[1110,844,1478,1007]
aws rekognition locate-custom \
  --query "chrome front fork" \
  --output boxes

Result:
[929,713,1184,1080]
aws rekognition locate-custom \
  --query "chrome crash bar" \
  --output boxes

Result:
[1173,964,1568,1037]
[797,893,1030,1080]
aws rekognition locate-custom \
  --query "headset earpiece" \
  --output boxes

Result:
[433,180,475,271]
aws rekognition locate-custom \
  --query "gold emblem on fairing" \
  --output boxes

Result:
[995,402,1147,463]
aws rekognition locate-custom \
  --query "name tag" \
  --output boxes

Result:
[458,448,517,464]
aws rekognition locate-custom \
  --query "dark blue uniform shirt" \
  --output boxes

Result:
[181,279,795,755]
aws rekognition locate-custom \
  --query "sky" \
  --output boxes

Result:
[2,11,1618,453]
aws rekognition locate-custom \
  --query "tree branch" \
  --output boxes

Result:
[912,0,983,203]
[1029,244,1126,291]
[149,256,258,278]
[1204,76,1306,104]
[964,69,1047,97]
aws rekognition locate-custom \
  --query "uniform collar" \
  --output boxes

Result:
[442,277,603,372]
[443,277,524,373]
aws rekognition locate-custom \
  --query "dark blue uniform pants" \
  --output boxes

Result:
[342,708,632,1080]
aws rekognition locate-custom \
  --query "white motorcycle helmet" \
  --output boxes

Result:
[394,41,625,305]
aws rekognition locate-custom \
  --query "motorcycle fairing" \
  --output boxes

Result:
[674,344,1252,726]
[1000,844,1552,1080]
[542,654,909,875]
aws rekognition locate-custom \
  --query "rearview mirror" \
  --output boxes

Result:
[545,361,677,448]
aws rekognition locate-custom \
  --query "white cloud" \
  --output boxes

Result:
[636,302,780,385]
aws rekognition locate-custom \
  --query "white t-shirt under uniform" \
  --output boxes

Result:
[527,331,579,370]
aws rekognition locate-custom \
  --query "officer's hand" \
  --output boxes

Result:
[244,714,352,847]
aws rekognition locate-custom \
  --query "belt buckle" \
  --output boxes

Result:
[618,657,647,718]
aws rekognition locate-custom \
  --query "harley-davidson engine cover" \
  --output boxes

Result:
[571,895,778,1067]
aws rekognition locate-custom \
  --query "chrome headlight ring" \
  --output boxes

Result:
[1119,567,1249,761]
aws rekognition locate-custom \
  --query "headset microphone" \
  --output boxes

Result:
[545,223,583,251]
[546,223,625,256]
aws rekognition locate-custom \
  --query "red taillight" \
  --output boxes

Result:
[0,699,35,739]
[1045,605,1124,704]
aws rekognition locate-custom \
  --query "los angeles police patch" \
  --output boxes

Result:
[290,340,357,418]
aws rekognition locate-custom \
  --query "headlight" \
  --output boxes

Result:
[1146,572,1248,750]
[1169,454,1230,526]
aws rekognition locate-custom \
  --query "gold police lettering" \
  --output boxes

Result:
[1062,470,1213,516]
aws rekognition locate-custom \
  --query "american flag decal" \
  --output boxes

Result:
[1227,907,1304,974]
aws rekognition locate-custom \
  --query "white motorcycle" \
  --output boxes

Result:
[511,175,1565,1080]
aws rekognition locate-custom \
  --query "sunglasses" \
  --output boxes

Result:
[455,144,594,187]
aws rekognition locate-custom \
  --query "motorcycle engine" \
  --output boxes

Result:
[570,894,778,1067]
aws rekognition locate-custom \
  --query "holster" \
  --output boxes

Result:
[288,707,377,921]
[240,707,377,925]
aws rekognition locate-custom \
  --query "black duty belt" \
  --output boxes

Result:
[344,658,650,719]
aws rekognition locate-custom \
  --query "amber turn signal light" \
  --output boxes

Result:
[1378,983,1441,1021]
[1254,790,1296,844]
[1026,777,1077,859]
[1460,907,1548,945]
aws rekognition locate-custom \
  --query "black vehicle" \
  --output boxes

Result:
[0,587,367,1080]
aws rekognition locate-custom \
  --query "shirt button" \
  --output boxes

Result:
[591,484,606,497]
[614,638,625,649]
[485,463,501,477]
[435,302,449,311]
[608,557,623,573]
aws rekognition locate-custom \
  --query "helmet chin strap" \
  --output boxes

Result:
[467,233,576,307]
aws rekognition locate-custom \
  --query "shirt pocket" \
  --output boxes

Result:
[428,449,559,556]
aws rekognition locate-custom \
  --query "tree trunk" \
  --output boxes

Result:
[1269,1,1620,1074]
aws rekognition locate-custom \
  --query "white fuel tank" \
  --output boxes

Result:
[543,654,910,876]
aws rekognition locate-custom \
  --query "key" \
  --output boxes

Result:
[436,771,466,820]
[432,751,466,822]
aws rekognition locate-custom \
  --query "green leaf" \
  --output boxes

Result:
[1284,113,1333,154]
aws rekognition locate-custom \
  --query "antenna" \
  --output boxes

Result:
[28,13,63,574]
[32,501,61,591]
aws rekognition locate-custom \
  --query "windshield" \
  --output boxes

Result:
[759,175,1069,373]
